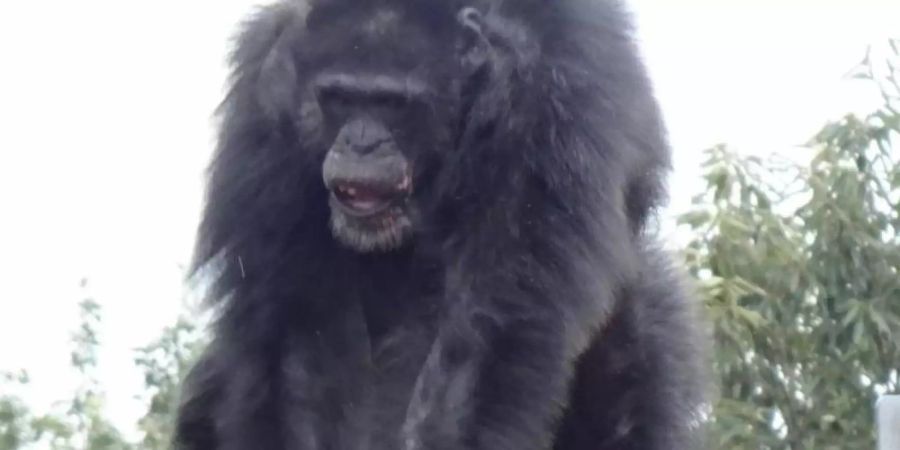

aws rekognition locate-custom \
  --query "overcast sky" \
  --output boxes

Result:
[0,0,897,438]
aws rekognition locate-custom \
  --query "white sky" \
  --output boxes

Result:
[0,0,896,439]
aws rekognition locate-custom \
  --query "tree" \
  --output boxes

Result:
[65,284,133,450]
[133,318,205,450]
[0,281,132,450]
[682,40,900,449]
[0,371,38,450]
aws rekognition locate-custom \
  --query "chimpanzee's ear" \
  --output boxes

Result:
[231,4,303,120]
[456,6,491,74]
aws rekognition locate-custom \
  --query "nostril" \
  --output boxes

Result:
[336,117,395,155]
[352,138,392,155]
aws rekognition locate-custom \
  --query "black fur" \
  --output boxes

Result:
[175,0,707,449]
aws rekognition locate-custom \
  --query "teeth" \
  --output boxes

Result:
[337,185,357,197]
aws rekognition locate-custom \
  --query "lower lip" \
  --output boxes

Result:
[330,193,397,218]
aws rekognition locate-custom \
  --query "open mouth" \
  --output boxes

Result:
[330,176,412,217]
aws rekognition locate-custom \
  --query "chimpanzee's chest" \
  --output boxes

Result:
[316,291,439,450]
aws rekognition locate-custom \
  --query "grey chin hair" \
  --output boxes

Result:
[330,211,414,253]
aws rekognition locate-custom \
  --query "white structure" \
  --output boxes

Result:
[879,396,900,450]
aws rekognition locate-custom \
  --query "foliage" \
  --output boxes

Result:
[0,371,38,450]
[0,281,204,450]
[68,287,133,450]
[133,319,205,450]
[681,40,900,449]
[0,281,129,450]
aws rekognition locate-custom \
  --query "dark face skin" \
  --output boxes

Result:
[310,3,482,252]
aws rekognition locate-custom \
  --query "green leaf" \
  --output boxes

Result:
[678,210,713,228]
